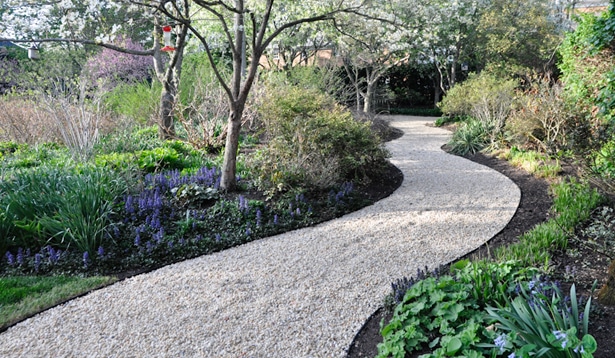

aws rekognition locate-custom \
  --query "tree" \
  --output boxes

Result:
[333,0,417,114]
[143,0,370,191]
[476,0,563,77]
[0,0,187,139]
[412,0,483,97]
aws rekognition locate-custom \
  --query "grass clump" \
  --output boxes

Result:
[494,179,603,267]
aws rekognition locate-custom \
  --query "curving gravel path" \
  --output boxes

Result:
[0,116,520,357]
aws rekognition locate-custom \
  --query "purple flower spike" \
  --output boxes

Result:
[83,251,90,267]
[34,254,42,272]
[5,251,15,266]
[16,248,24,266]
[215,234,221,242]
[256,209,262,227]
[97,246,105,258]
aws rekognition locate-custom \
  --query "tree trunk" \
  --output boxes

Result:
[220,105,244,191]
[363,81,374,114]
[159,83,175,138]
[433,80,442,108]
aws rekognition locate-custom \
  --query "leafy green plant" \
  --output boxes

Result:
[591,137,615,179]
[485,280,596,358]
[378,261,539,358]
[448,118,489,155]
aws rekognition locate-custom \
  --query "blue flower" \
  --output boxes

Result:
[97,246,105,258]
[574,344,585,354]
[135,231,141,246]
[494,333,507,353]
[552,330,568,349]
[5,251,15,266]
[83,251,90,267]
[256,209,262,227]
[508,353,516,358]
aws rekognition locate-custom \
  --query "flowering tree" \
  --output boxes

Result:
[0,0,187,138]
[333,1,419,114]
[84,37,154,85]
[412,0,483,96]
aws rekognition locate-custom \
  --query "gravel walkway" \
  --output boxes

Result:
[0,116,520,357]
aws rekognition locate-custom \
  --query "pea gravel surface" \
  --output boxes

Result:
[0,116,520,357]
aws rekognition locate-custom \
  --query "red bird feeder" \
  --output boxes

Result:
[161,25,175,52]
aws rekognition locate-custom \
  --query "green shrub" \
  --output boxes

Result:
[558,8,615,151]
[104,80,160,125]
[252,87,389,192]
[439,72,516,120]
[591,136,615,179]
[448,118,489,155]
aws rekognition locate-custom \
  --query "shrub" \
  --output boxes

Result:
[447,118,489,155]
[558,10,615,149]
[440,72,516,152]
[507,77,582,154]
[252,87,389,192]
[103,80,161,125]
[438,72,516,121]
[591,136,615,179]
[0,96,63,144]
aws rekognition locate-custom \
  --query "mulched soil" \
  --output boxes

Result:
[346,128,615,357]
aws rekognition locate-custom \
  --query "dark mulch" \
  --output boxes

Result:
[346,145,615,357]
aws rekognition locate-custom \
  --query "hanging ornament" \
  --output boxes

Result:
[161,25,175,52]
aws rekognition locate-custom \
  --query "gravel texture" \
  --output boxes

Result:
[0,116,520,357]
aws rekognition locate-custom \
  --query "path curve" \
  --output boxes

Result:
[0,116,520,357]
